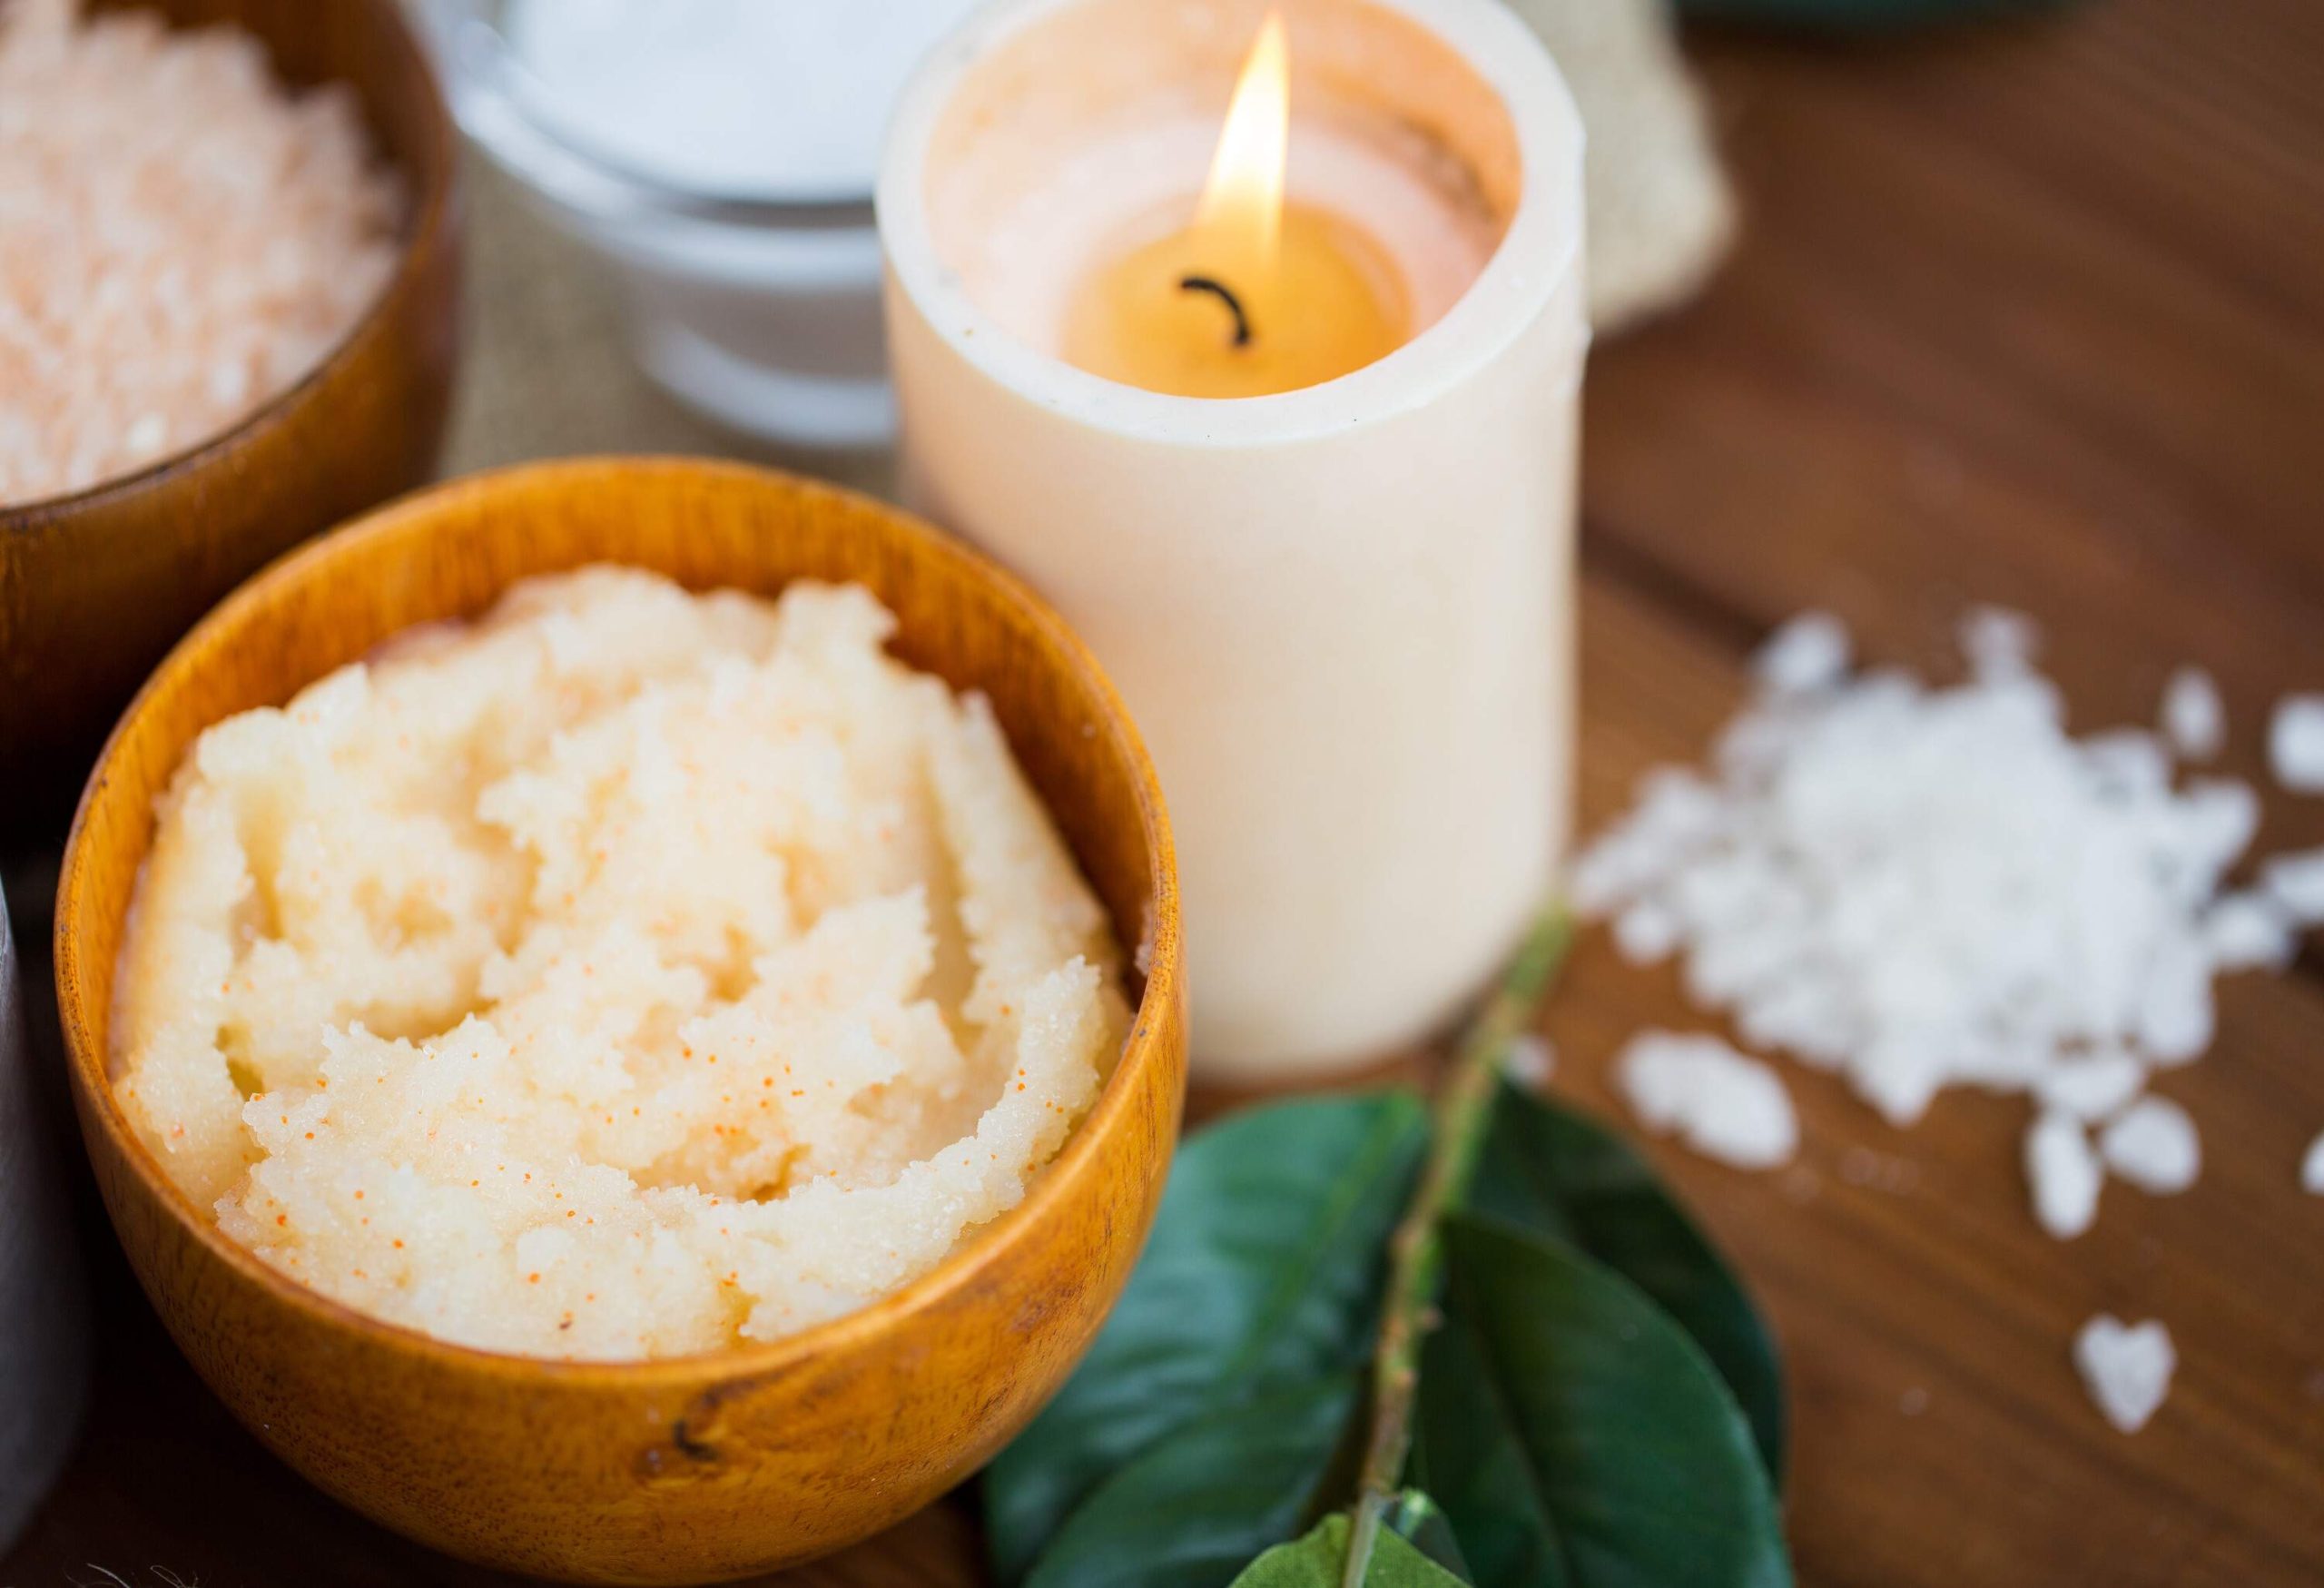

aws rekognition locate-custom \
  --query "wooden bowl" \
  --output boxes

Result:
[52,459,1187,1583]
[0,0,462,842]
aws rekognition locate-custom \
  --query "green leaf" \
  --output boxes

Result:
[1416,1216,1791,1588]
[1384,1488,1472,1580]
[988,1092,1431,1583]
[1467,1081,1787,1483]
[1230,1512,1473,1588]
[1025,1376,1363,1588]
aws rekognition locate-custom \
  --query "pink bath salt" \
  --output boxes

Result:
[0,0,401,505]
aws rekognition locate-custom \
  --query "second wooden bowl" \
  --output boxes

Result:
[53,459,1187,1583]
[0,0,462,840]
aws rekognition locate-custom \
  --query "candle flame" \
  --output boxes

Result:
[1194,12,1289,287]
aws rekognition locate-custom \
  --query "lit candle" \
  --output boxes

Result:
[881,0,1587,1081]
[1061,15,1408,399]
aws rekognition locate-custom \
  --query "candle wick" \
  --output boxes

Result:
[1177,275,1254,349]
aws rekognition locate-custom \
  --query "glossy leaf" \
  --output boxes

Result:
[1231,1513,1473,1588]
[1416,1216,1791,1588]
[1466,1081,1787,1482]
[1025,1375,1362,1588]
[988,1092,1430,1582]
[1384,1488,1473,1580]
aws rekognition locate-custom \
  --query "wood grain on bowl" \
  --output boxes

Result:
[52,459,1187,1584]
[0,0,461,842]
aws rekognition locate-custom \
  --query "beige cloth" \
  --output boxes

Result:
[1509,0,1737,333]
[442,158,893,492]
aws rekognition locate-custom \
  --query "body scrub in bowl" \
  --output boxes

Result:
[56,459,1182,1581]
[113,567,1129,1360]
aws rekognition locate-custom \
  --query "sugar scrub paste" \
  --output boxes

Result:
[110,569,1128,1361]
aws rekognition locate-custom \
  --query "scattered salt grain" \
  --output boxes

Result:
[1755,611,1851,695]
[1615,1031,1797,1170]
[2260,848,2324,926]
[2073,1316,2174,1433]
[0,0,401,505]
[2301,1131,2324,1196]
[1503,1034,1556,1088]
[1960,605,2040,677]
[2025,1112,2102,1239]
[2161,667,2225,762]
[2201,892,2297,972]
[2098,1097,2201,1195]
[1611,899,1684,964]
[2269,695,2324,793]
[2034,1047,2145,1123]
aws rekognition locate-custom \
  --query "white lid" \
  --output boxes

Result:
[505,0,987,202]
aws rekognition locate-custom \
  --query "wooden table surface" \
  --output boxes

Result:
[7,0,2322,1582]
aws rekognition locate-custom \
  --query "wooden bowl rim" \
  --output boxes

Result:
[54,455,1185,1389]
[0,0,457,532]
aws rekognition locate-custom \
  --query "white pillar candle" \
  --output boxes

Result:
[880,0,1586,1080]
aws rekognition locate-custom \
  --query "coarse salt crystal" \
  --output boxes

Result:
[2269,695,2324,793]
[2260,847,2324,926]
[2073,1315,2174,1433]
[1614,1031,1797,1170]
[1755,611,1851,695]
[2161,667,2226,762]
[1611,899,1684,964]
[2034,1048,2145,1123]
[2201,892,2296,972]
[2098,1096,2201,1195]
[1503,1034,1555,1088]
[2025,1111,2102,1239]
[1960,605,2039,678]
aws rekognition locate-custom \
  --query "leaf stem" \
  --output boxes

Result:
[1340,902,1574,1588]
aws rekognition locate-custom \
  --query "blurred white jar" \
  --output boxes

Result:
[419,0,984,447]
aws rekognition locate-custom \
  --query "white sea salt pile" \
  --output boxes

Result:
[1576,609,2324,1241]
[1613,1031,1797,1170]
[2073,1315,2175,1433]
[0,0,401,504]
[2269,695,2324,793]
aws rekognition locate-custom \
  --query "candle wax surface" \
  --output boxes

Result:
[939,115,1500,394]
[1063,200,1410,398]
